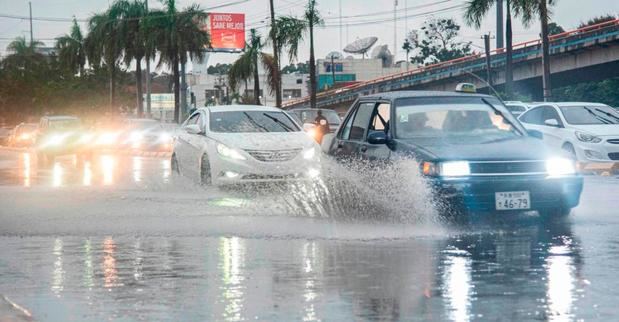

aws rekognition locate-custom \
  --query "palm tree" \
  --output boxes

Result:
[144,0,209,123]
[109,0,148,116]
[85,10,123,111]
[2,36,45,78]
[268,0,282,107]
[464,0,515,97]
[55,18,86,76]
[228,29,278,105]
[305,0,323,109]
[513,0,557,101]
[402,38,413,70]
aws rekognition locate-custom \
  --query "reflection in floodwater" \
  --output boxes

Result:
[219,237,245,321]
[83,161,92,186]
[132,157,142,183]
[51,238,64,295]
[52,162,63,187]
[103,237,121,288]
[101,155,115,186]
[302,241,319,322]
[22,153,31,187]
[162,159,170,182]
[441,249,472,322]
[546,244,576,321]
[83,239,94,289]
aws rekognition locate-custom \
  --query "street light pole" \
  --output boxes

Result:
[145,0,152,117]
[29,2,33,46]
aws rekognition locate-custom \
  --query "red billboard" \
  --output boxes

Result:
[207,13,245,52]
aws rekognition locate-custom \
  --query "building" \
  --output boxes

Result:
[316,57,412,91]
[189,70,309,107]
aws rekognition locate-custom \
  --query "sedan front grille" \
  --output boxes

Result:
[468,161,547,176]
[608,153,619,160]
[607,139,619,145]
[245,149,301,162]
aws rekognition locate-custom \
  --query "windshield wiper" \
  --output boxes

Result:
[262,113,293,132]
[243,112,269,132]
[482,98,523,136]
[594,108,619,123]
[583,107,612,124]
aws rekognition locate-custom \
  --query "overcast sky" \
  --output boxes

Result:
[0,0,617,70]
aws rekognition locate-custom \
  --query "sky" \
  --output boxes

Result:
[0,0,617,71]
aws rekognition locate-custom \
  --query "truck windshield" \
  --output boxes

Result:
[395,97,522,143]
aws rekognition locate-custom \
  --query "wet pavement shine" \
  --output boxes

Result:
[0,149,618,321]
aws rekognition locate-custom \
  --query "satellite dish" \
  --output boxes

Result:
[345,55,354,60]
[326,51,343,60]
[343,36,378,58]
[371,44,394,68]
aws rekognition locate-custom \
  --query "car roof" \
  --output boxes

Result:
[359,90,494,101]
[42,116,79,121]
[200,105,284,113]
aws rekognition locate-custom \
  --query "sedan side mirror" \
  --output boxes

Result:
[527,129,544,140]
[185,124,202,135]
[544,119,561,128]
[367,131,388,145]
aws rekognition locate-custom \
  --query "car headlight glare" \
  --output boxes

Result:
[217,143,246,160]
[159,132,172,142]
[47,134,65,146]
[440,161,471,177]
[303,147,316,160]
[575,131,602,143]
[546,157,575,176]
[130,131,143,142]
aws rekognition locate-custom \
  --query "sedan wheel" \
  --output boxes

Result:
[200,154,212,185]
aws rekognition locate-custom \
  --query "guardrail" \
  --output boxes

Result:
[283,18,619,109]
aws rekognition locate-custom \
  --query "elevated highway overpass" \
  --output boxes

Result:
[283,19,619,113]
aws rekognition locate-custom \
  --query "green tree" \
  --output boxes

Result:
[305,0,323,109]
[548,22,565,35]
[1,36,46,79]
[55,18,86,76]
[578,14,616,29]
[85,10,123,111]
[109,0,148,116]
[410,18,471,65]
[207,63,232,75]
[402,36,413,70]
[144,0,209,122]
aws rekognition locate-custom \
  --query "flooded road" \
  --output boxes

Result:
[0,150,618,321]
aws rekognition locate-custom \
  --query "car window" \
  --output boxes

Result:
[520,107,544,125]
[186,113,200,126]
[560,105,619,125]
[369,103,391,133]
[506,105,526,113]
[349,102,375,141]
[340,107,358,140]
[540,106,564,127]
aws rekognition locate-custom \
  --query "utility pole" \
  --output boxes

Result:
[331,54,336,89]
[496,0,504,49]
[145,0,152,117]
[483,33,494,92]
[339,0,342,52]
[393,0,397,61]
[29,2,33,45]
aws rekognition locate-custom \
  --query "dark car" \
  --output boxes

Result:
[35,116,90,162]
[323,88,583,217]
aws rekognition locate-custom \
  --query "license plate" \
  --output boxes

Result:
[495,191,531,210]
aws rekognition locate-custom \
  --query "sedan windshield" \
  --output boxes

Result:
[210,111,301,133]
[560,106,619,125]
[395,97,522,143]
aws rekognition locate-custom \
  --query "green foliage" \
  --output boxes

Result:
[409,18,472,65]
[548,22,565,35]
[578,14,616,29]
[554,78,619,107]
[281,62,309,74]
[207,63,232,75]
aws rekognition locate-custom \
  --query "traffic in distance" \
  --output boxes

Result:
[4,83,614,217]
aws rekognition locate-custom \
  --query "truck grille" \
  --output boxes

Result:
[245,149,301,162]
[469,161,547,176]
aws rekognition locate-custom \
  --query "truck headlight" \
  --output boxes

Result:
[440,161,471,177]
[575,131,602,143]
[217,143,246,160]
[546,157,575,176]
[303,147,316,160]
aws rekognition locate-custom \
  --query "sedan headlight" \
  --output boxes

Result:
[575,131,602,143]
[440,161,471,177]
[217,143,246,160]
[159,132,172,142]
[303,147,316,160]
[47,134,65,146]
[546,157,576,176]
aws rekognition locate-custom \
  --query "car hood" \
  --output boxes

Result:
[396,136,561,161]
[569,124,619,136]
[208,131,316,150]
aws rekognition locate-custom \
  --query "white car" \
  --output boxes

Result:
[171,105,321,185]
[518,102,619,162]
[503,101,530,117]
